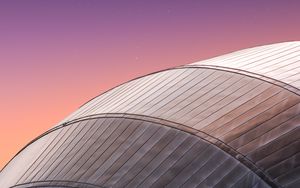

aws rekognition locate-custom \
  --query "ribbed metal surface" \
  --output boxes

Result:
[0,41,299,188]
[0,118,270,188]
[191,41,300,91]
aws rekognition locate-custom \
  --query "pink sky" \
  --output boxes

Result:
[1,0,300,169]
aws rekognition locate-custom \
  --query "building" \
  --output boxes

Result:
[0,41,299,188]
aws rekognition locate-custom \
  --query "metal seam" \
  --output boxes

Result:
[7,113,280,188]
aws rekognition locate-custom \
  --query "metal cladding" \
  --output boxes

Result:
[1,42,299,188]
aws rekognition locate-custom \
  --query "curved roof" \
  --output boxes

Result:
[0,118,270,188]
[0,41,299,188]
[62,41,300,124]
[189,41,300,93]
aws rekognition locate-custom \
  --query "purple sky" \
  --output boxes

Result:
[1,0,300,169]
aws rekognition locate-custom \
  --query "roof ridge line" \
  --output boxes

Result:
[58,113,280,187]
[182,64,300,96]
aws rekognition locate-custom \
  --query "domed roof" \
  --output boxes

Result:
[1,41,299,188]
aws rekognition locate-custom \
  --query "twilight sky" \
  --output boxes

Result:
[0,0,300,169]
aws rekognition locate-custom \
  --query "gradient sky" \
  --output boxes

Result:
[1,0,300,170]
